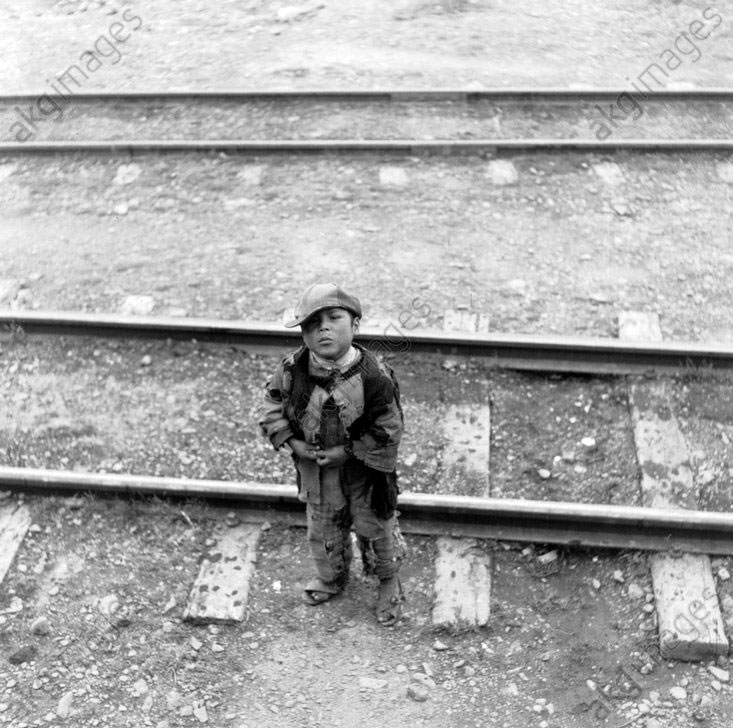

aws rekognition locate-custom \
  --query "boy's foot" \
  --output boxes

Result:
[302,577,340,606]
[376,576,404,626]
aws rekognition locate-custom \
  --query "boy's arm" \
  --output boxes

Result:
[258,362,295,450]
[350,371,403,472]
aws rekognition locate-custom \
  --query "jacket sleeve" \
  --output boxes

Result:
[258,360,295,450]
[350,368,403,472]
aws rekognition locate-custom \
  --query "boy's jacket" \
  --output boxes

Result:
[259,344,403,469]
[258,344,404,516]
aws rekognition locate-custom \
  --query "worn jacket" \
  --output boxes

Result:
[258,344,403,515]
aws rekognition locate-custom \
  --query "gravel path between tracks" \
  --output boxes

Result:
[0,336,642,505]
[1,151,732,343]
[2,98,733,143]
[1,334,731,511]
[2,0,731,92]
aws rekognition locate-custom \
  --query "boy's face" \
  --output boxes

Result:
[300,307,359,361]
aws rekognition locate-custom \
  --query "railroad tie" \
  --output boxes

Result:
[0,501,31,585]
[440,308,491,497]
[620,311,728,660]
[432,309,492,626]
[432,537,491,627]
[183,521,263,624]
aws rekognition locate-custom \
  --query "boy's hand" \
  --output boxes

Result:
[287,438,318,461]
[314,445,349,468]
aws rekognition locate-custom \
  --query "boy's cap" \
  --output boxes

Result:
[285,283,362,328]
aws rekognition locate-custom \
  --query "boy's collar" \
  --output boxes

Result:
[309,346,359,373]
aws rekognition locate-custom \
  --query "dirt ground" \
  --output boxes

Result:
[2,493,733,728]
[1,152,733,343]
[2,0,732,91]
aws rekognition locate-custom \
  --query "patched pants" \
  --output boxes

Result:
[306,467,406,587]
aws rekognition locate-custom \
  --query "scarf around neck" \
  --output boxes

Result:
[309,345,359,373]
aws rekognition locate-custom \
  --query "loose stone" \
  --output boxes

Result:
[132,678,149,696]
[670,686,687,701]
[237,164,265,186]
[120,295,156,316]
[708,665,729,682]
[31,616,50,635]
[407,685,429,702]
[537,551,558,565]
[412,673,436,689]
[9,645,37,664]
[57,691,74,718]
[379,166,408,187]
[193,704,208,722]
[359,677,388,690]
[486,160,518,185]
[113,163,142,185]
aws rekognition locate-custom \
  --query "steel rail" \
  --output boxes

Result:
[2,465,733,554]
[1,139,732,154]
[3,88,733,103]
[3,310,733,374]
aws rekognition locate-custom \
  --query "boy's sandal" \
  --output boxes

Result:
[302,578,339,606]
[376,576,404,627]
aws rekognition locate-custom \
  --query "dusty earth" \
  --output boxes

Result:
[2,0,732,92]
[2,0,733,727]
[1,152,733,343]
[0,336,641,503]
[2,490,733,728]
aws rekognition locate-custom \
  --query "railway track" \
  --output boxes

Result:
[4,88,733,101]
[2,87,731,150]
[3,139,733,154]
[3,310,733,374]
[3,465,733,555]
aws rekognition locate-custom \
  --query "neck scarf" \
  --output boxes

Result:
[309,346,359,373]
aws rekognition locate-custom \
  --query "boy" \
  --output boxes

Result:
[259,283,405,626]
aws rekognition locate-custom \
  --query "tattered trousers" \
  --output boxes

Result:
[305,465,405,588]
